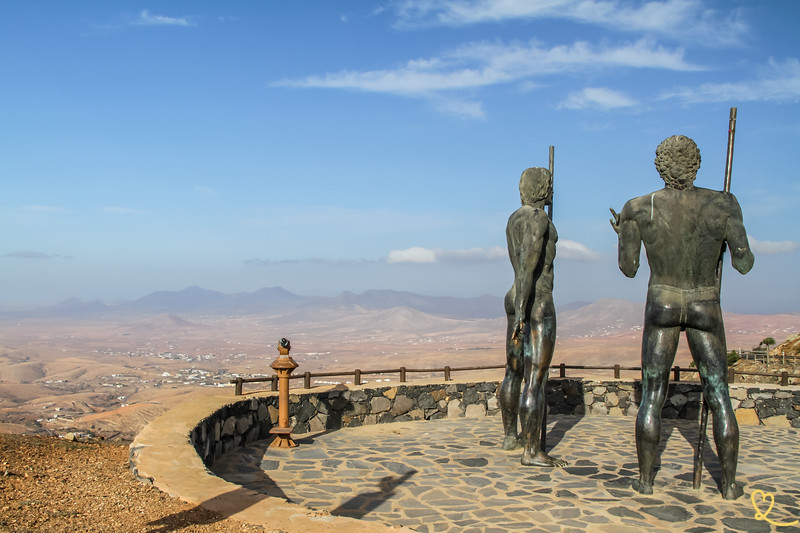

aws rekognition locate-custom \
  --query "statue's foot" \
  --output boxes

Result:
[632,478,653,495]
[722,481,744,500]
[502,435,522,451]
[521,450,567,467]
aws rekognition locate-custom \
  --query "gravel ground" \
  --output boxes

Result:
[0,433,271,532]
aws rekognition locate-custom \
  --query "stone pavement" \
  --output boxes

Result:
[212,414,800,532]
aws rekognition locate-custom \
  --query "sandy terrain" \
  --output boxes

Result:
[0,301,796,440]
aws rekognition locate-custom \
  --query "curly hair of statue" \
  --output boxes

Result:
[654,135,701,190]
[519,167,552,205]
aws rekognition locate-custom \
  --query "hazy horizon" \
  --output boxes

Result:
[3,2,799,315]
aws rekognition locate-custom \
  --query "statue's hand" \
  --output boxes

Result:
[609,207,621,234]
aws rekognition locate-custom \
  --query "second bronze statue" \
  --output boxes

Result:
[499,165,566,468]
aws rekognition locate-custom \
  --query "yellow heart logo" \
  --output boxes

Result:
[751,489,799,527]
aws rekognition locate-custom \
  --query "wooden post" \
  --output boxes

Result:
[559,363,566,378]
[444,366,451,381]
[614,364,620,379]
[781,371,789,387]
[673,366,681,382]
[400,367,407,382]
[355,369,361,386]
[304,371,311,389]
[234,378,243,396]
[269,338,299,448]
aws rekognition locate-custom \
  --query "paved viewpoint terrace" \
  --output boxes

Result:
[137,410,797,532]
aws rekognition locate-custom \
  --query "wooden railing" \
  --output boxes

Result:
[229,363,800,395]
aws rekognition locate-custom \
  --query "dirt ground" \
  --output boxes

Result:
[0,433,272,532]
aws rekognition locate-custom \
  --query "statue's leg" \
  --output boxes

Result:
[686,303,742,500]
[500,289,523,450]
[520,302,565,467]
[636,315,679,494]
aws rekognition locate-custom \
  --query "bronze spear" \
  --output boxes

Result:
[694,107,737,490]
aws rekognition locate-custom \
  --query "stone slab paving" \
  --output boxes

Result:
[212,415,800,532]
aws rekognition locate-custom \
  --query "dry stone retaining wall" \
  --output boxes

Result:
[189,379,800,468]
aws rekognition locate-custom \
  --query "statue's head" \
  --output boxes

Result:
[654,135,701,190]
[519,167,552,206]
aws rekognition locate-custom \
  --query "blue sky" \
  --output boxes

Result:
[2,1,799,314]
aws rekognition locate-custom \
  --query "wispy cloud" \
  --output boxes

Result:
[274,39,699,97]
[749,236,800,255]
[558,87,638,110]
[244,257,374,267]
[387,246,505,263]
[386,241,602,263]
[394,0,748,46]
[193,185,217,197]
[24,205,68,213]
[133,9,193,27]
[3,250,65,259]
[661,58,800,104]
[103,207,145,215]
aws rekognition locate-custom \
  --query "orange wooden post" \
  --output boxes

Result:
[269,338,299,448]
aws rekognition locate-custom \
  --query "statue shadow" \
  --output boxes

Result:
[542,413,583,452]
[633,418,722,491]
[144,486,279,532]
[330,470,416,520]
[672,418,723,488]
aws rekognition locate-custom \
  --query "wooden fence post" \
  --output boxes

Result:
[400,367,407,382]
[234,378,243,396]
[271,375,278,391]
[355,369,361,386]
[304,371,311,389]
[614,364,620,379]
[781,371,789,387]
[559,363,566,378]
[444,366,451,381]
[673,366,680,382]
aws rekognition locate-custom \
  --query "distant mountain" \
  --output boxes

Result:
[558,298,645,338]
[118,286,310,315]
[14,287,509,321]
[36,297,110,318]
[315,290,504,319]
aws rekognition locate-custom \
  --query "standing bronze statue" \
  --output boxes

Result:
[500,166,567,467]
[610,134,754,499]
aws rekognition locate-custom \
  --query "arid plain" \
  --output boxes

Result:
[1,290,797,440]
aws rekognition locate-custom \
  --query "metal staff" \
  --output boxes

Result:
[693,107,737,490]
[540,145,554,452]
[548,145,554,219]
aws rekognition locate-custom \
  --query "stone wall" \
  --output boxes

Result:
[189,379,800,468]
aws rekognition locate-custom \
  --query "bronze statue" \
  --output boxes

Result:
[610,135,754,499]
[499,167,566,467]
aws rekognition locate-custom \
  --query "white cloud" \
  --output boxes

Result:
[274,39,699,98]
[661,58,800,104]
[394,0,747,46]
[558,87,637,110]
[748,236,800,255]
[387,246,506,263]
[558,240,603,261]
[133,10,193,27]
[387,247,439,263]
[386,244,603,263]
